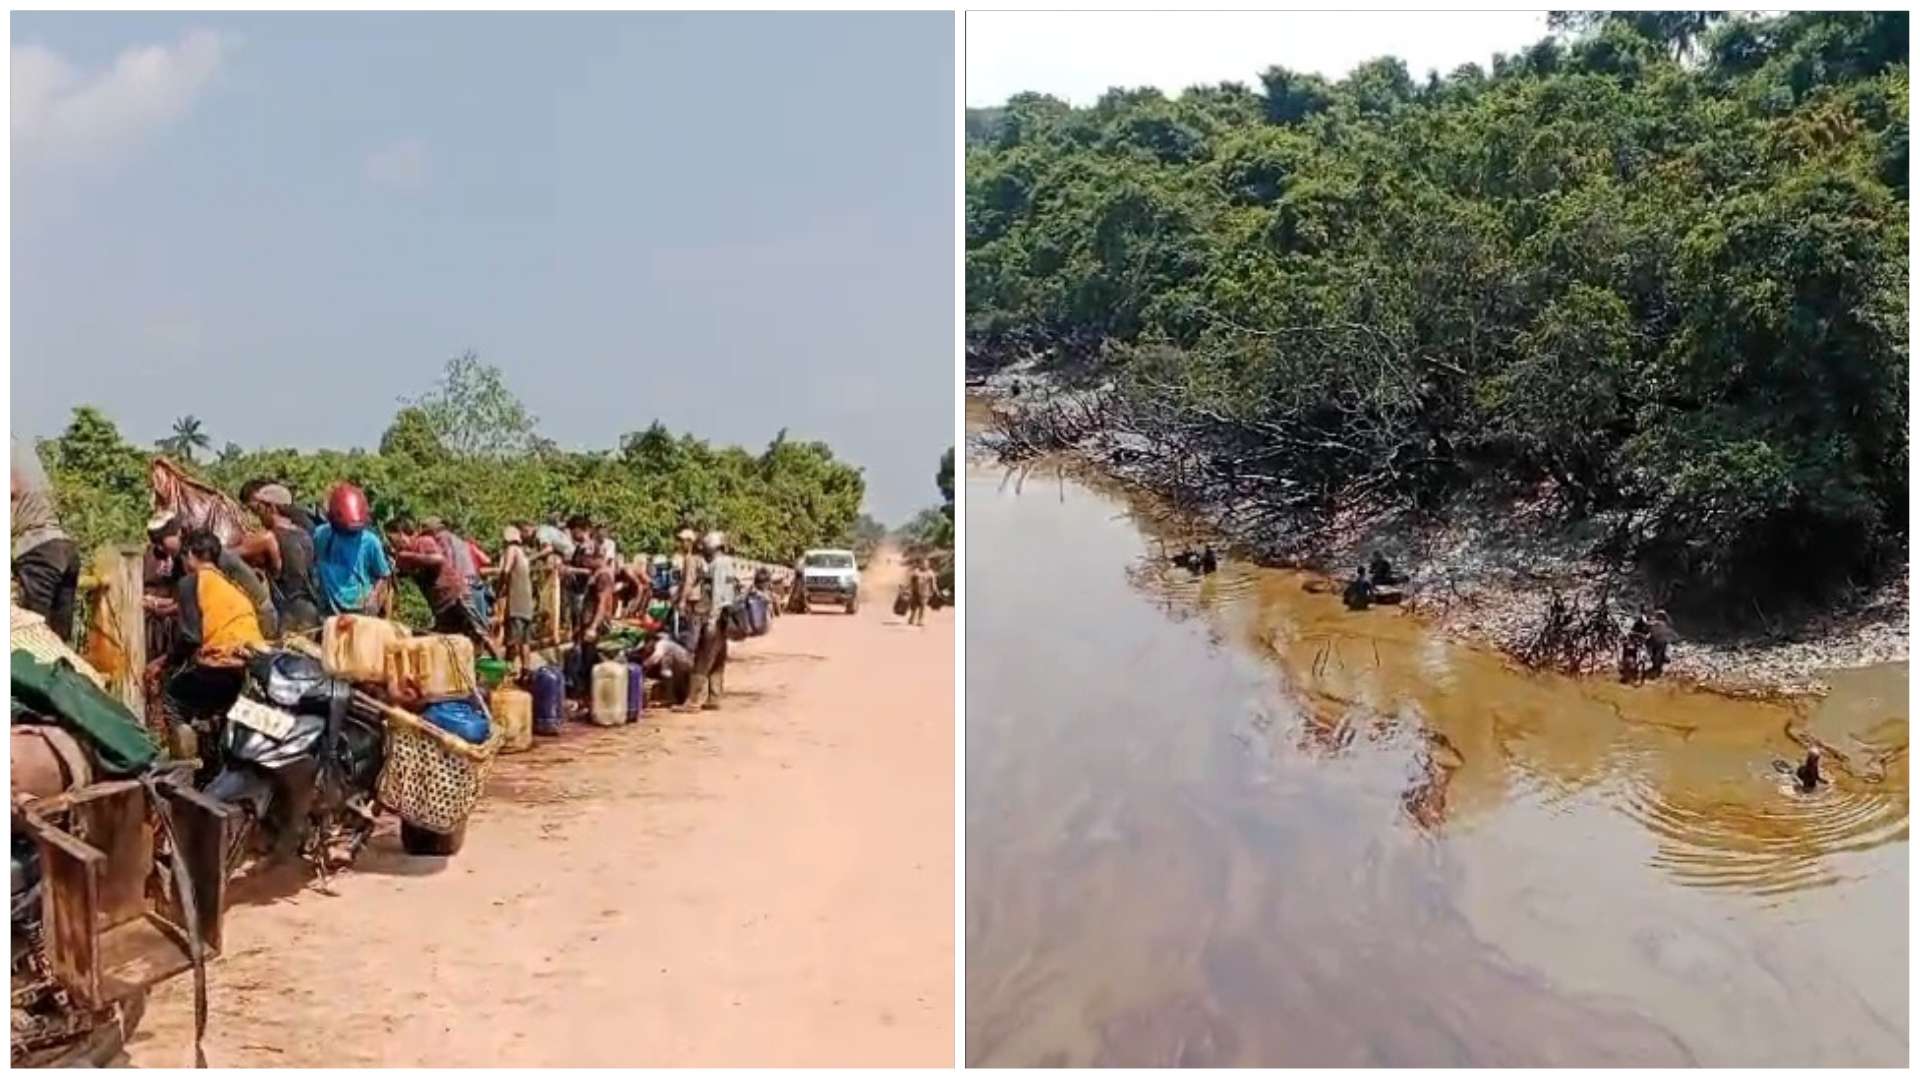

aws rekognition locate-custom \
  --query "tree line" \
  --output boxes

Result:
[39,354,875,568]
[967,11,1908,605]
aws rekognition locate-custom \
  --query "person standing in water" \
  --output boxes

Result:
[1620,606,1651,684]
[1343,565,1375,610]
[1646,609,1677,678]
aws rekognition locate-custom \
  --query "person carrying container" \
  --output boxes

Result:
[387,515,499,658]
[639,632,696,707]
[907,556,936,626]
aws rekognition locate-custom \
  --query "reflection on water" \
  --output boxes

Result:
[965,452,1908,1067]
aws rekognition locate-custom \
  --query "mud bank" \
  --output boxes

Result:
[965,449,1907,1066]
[968,376,1908,697]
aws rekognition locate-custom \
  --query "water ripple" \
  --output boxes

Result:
[1617,768,1908,897]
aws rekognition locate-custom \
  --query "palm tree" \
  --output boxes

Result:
[157,415,212,463]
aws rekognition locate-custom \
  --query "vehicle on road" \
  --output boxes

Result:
[206,649,388,873]
[794,549,861,614]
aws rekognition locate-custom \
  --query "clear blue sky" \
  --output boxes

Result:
[13,12,955,524]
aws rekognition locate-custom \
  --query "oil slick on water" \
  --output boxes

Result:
[964,445,1907,1068]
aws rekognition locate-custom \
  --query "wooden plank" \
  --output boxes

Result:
[82,545,147,721]
[20,779,143,821]
[74,785,151,931]
[97,917,192,1003]
[156,777,231,956]
[112,546,147,721]
[539,558,564,642]
[27,816,105,1009]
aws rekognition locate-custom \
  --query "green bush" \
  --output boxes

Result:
[967,11,1908,597]
[39,357,870,628]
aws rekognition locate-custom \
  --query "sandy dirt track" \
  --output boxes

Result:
[130,553,953,1067]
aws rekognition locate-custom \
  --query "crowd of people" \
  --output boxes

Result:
[9,437,777,737]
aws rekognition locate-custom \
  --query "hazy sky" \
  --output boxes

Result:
[13,12,955,524]
[966,10,1552,106]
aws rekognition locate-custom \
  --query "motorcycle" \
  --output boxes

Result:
[203,649,386,879]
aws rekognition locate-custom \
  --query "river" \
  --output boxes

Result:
[964,437,1907,1066]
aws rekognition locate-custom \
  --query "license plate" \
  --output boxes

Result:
[228,696,298,740]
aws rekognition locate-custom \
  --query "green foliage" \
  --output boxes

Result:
[42,407,152,555]
[968,11,1908,598]
[895,507,952,550]
[156,414,212,463]
[41,357,869,585]
[897,447,957,554]
[401,349,545,458]
[1259,67,1334,126]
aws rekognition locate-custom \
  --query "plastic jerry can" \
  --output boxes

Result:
[625,662,644,724]
[321,615,407,683]
[490,685,534,753]
[387,634,477,703]
[531,667,565,736]
[589,660,627,727]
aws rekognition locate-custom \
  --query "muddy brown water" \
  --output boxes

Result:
[964,445,1907,1067]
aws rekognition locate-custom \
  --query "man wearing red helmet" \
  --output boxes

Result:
[312,483,393,616]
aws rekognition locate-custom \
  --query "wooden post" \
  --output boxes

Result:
[84,545,146,720]
[538,556,564,647]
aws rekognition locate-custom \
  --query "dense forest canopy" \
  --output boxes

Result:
[40,355,871,567]
[967,11,1908,601]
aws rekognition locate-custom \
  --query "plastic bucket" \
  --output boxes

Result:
[475,657,511,691]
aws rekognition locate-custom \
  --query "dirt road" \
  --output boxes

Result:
[130,553,953,1067]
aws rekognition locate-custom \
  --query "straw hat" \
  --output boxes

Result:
[503,526,523,544]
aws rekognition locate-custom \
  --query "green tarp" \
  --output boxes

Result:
[11,649,159,775]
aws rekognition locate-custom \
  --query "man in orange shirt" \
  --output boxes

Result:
[151,528,266,735]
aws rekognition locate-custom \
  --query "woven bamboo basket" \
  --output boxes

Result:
[375,702,502,834]
[9,607,109,689]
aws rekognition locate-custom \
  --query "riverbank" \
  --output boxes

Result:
[967,372,1908,697]
[964,441,1906,1067]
